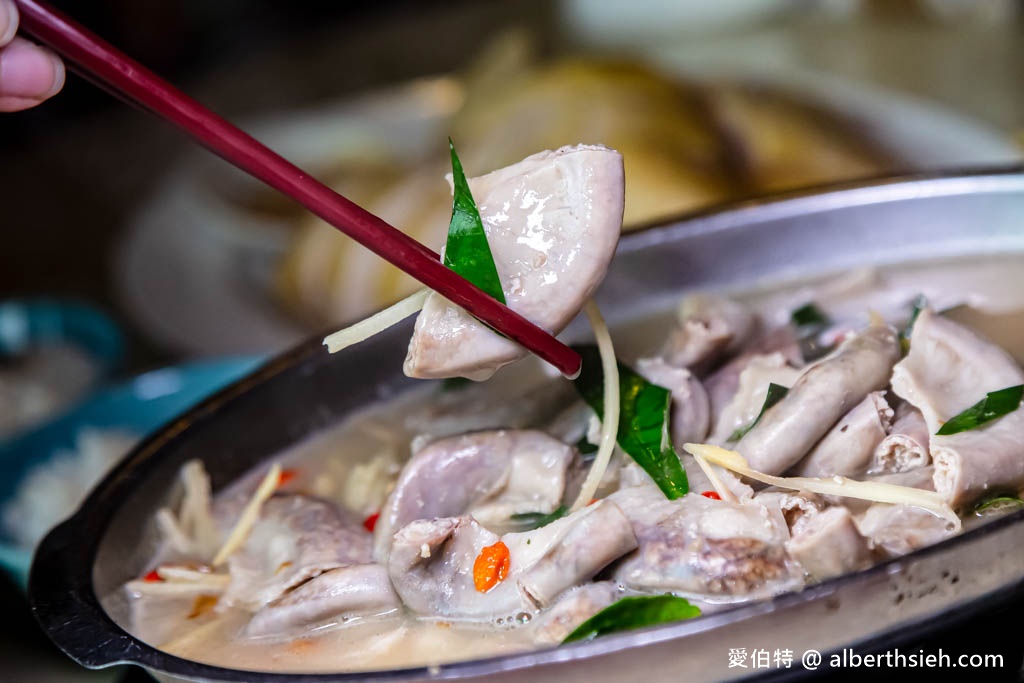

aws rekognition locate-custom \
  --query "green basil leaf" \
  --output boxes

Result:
[799,338,835,363]
[571,345,689,500]
[791,302,834,362]
[444,139,505,304]
[562,595,701,643]
[936,385,1024,436]
[790,302,830,328]
[575,435,599,456]
[974,495,1024,516]
[899,295,928,354]
[728,382,790,442]
[440,376,473,392]
[509,505,569,531]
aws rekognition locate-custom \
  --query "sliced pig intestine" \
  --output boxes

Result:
[891,308,1024,509]
[245,564,400,638]
[387,501,636,621]
[735,325,901,475]
[709,352,803,445]
[404,144,624,380]
[704,327,803,430]
[786,506,874,581]
[854,502,958,558]
[529,581,623,645]
[223,495,373,610]
[789,392,893,478]
[608,484,802,600]
[373,429,577,561]
[753,489,825,536]
[660,294,758,375]
[870,402,931,474]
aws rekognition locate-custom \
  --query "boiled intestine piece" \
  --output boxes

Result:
[890,308,1024,508]
[404,144,624,380]
[245,564,399,637]
[608,484,802,600]
[854,503,957,558]
[372,429,577,560]
[753,489,824,536]
[660,294,758,375]
[387,501,636,620]
[529,581,623,645]
[735,325,900,475]
[708,352,802,445]
[870,402,931,474]
[785,506,873,581]
[789,392,892,478]
[704,326,803,429]
[222,495,373,610]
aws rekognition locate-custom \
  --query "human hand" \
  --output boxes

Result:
[1,0,64,111]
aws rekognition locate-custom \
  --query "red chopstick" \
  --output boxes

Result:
[14,0,582,379]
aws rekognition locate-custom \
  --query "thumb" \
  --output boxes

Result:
[0,36,65,111]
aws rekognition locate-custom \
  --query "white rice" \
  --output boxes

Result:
[2,428,137,549]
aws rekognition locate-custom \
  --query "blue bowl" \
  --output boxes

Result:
[0,299,125,442]
[0,356,264,588]
[0,298,123,369]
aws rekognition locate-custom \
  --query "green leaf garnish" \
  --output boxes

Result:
[440,376,473,392]
[571,345,689,500]
[728,382,790,442]
[791,302,834,362]
[510,505,569,530]
[790,302,830,328]
[575,435,599,456]
[935,385,1023,436]
[899,295,928,354]
[973,495,1024,516]
[562,595,701,643]
[444,139,505,304]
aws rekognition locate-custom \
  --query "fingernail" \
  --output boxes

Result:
[40,46,65,98]
[0,0,18,47]
[0,37,63,99]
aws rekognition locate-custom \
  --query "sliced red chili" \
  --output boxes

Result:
[473,541,511,593]
[362,512,380,533]
[701,490,721,500]
[277,469,298,487]
[143,569,162,582]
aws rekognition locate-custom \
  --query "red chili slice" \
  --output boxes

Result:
[473,541,511,593]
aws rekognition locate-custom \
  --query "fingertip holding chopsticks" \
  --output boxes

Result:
[13,0,582,379]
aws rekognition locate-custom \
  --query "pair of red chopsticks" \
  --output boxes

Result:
[13,0,582,378]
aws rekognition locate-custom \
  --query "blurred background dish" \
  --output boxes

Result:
[0,356,262,588]
[0,300,123,441]
[116,45,1020,356]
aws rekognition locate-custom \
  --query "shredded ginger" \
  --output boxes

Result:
[211,463,281,566]
[323,289,429,354]
[570,300,620,511]
[683,443,959,527]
